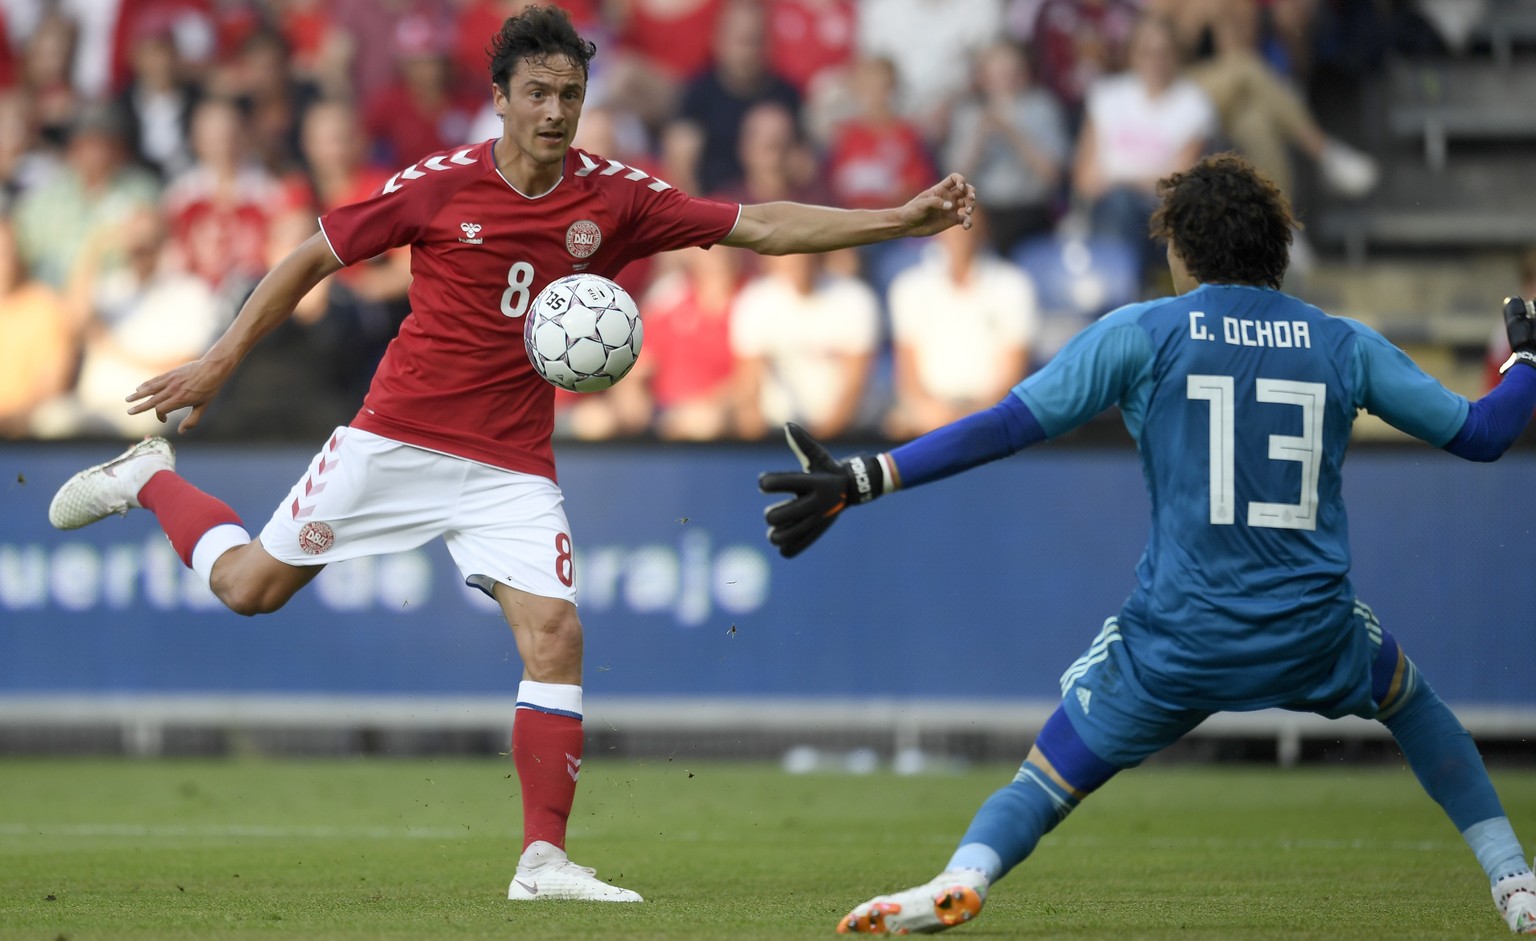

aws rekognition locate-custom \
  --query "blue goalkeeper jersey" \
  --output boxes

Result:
[1014,283,1470,710]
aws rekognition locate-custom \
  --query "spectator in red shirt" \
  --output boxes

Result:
[163,96,284,297]
[362,12,479,165]
[635,244,748,440]
[611,0,723,83]
[767,0,857,94]
[825,57,935,211]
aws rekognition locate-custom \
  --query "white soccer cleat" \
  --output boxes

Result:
[1495,871,1536,934]
[507,840,642,902]
[837,870,988,934]
[47,437,175,530]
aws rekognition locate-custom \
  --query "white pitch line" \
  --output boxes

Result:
[0,822,509,840]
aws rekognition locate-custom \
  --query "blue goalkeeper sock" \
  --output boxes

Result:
[947,709,1117,882]
[1381,675,1527,882]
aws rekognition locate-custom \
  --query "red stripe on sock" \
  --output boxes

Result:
[137,470,244,567]
[512,709,583,850]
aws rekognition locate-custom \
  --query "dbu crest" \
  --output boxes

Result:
[565,220,601,258]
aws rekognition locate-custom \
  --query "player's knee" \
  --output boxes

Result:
[212,573,291,617]
[523,611,584,675]
[540,612,584,658]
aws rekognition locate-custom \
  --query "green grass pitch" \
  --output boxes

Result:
[1,758,1532,940]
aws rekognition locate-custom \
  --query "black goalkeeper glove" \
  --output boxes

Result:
[758,423,887,559]
[1501,295,1536,374]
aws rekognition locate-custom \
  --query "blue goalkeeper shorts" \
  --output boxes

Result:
[1058,601,1417,768]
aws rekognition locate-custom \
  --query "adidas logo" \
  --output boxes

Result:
[1076,687,1092,715]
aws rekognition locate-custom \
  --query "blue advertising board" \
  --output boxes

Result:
[1,442,1532,707]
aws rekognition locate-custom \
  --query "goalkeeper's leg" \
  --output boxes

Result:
[1372,631,1535,934]
[838,623,1208,933]
[837,708,1129,935]
[944,707,1121,882]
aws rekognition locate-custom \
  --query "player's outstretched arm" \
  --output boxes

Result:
[126,232,344,433]
[721,173,976,256]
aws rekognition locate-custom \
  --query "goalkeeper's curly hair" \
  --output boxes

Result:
[1149,153,1297,290]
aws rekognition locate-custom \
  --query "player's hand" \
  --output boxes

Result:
[125,356,234,433]
[1501,296,1536,374]
[758,423,886,559]
[897,172,977,237]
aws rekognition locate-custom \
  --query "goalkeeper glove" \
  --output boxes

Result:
[758,423,888,559]
[1501,295,1536,374]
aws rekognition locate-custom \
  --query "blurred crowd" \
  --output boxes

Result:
[0,0,1431,444]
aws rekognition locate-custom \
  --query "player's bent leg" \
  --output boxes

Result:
[1372,629,1536,934]
[48,437,176,529]
[206,539,323,617]
[838,709,1123,934]
[48,437,315,618]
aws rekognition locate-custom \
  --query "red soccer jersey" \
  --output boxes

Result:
[318,140,741,481]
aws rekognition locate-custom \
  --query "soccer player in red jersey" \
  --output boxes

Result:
[48,5,975,902]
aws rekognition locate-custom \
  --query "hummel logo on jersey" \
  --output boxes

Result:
[566,753,581,782]
[459,222,483,244]
[1076,687,1092,714]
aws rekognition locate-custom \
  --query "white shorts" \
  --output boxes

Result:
[258,427,577,603]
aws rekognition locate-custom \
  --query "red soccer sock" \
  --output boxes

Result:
[137,470,245,567]
[512,705,584,851]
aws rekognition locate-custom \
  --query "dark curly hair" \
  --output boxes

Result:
[1149,152,1297,290]
[488,5,597,93]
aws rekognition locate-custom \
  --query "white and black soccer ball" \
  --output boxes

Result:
[525,273,644,393]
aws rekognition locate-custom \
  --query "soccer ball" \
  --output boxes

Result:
[525,274,644,393]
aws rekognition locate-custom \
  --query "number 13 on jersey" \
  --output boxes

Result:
[1187,374,1326,531]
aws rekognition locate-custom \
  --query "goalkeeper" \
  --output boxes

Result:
[761,152,1536,936]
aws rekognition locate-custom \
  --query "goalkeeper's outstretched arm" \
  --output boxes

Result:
[1442,297,1536,462]
[758,395,1047,558]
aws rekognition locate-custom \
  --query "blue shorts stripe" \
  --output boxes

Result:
[1059,617,1121,693]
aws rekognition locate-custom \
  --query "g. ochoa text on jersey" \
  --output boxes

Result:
[1188,310,1312,349]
